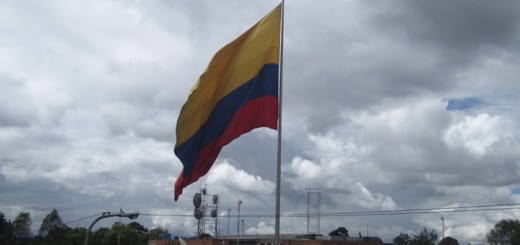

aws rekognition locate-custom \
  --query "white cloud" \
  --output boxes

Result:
[0,164,31,183]
[285,157,321,180]
[246,221,275,235]
[349,183,397,210]
[284,157,396,211]
[207,160,275,195]
[150,208,195,235]
[443,113,510,156]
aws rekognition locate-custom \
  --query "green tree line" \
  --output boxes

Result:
[393,227,454,245]
[0,209,169,245]
[392,218,520,245]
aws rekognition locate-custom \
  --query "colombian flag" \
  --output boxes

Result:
[174,5,281,201]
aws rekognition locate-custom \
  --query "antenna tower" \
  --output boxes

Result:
[193,185,220,238]
[306,188,321,234]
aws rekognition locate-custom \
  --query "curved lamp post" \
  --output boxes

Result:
[84,210,139,245]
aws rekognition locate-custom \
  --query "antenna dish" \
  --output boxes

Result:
[212,195,219,204]
[211,209,218,218]
[194,208,203,220]
[193,193,202,208]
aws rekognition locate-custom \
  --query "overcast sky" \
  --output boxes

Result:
[2,0,520,243]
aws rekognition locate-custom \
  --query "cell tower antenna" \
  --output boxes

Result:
[193,184,219,238]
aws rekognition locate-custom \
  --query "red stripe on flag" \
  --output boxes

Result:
[174,96,278,200]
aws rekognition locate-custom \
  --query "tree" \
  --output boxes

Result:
[0,212,14,244]
[68,227,86,245]
[129,221,150,243]
[38,208,69,244]
[439,236,459,245]
[393,227,437,245]
[106,222,139,245]
[487,219,520,245]
[413,227,437,245]
[393,232,413,245]
[129,221,148,235]
[90,227,109,245]
[150,225,168,240]
[12,212,31,241]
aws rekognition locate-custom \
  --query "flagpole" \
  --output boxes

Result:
[275,1,285,245]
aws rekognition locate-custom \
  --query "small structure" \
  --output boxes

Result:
[151,234,383,245]
[329,227,349,237]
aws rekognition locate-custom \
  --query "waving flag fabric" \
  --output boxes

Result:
[174,5,281,201]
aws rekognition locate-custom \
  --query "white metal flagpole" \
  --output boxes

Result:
[275,1,285,245]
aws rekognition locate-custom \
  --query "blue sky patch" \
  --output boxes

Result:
[446,97,485,111]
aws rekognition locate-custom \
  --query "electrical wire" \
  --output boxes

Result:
[64,213,103,225]
[136,202,520,219]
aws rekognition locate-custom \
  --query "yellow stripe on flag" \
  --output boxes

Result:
[176,5,281,147]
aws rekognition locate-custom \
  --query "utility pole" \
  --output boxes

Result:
[118,208,122,245]
[441,216,445,239]
[228,208,231,236]
[237,199,242,245]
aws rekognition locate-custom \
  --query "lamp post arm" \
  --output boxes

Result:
[84,211,138,245]
[84,214,109,245]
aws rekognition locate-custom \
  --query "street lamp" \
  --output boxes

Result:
[84,210,139,245]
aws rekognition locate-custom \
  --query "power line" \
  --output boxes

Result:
[316,202,520,217]
[136,202,520,219]
[64,213,102,225]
